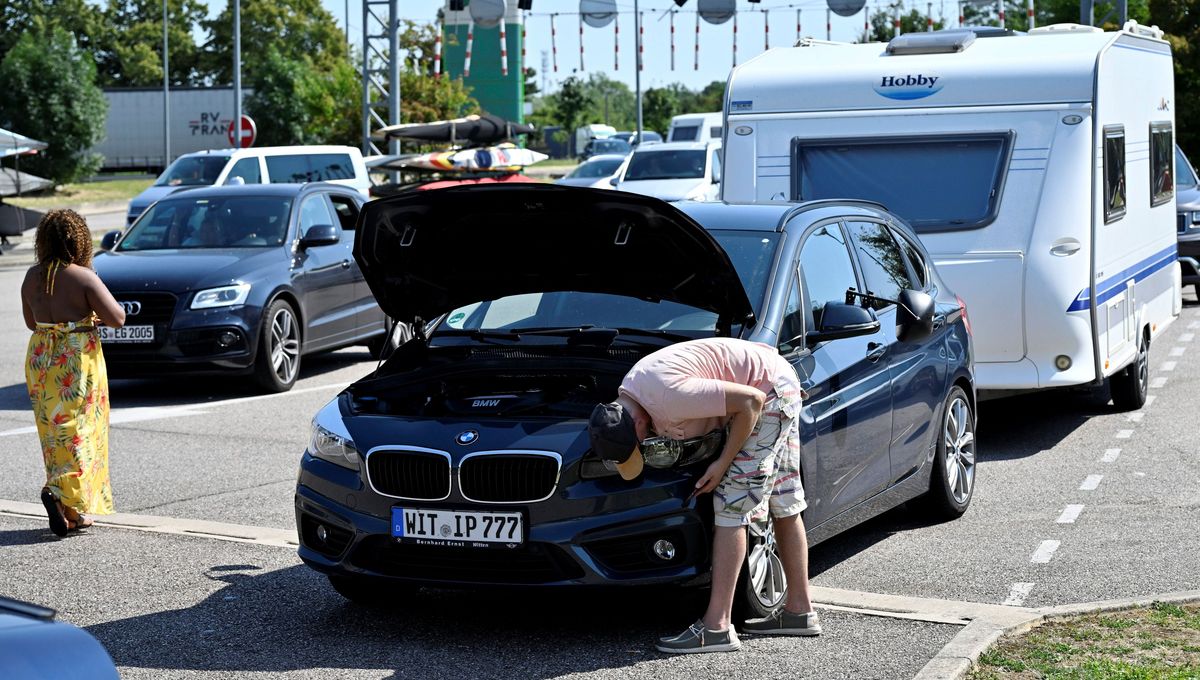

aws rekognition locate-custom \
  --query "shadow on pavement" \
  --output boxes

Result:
[975,386,1114,462]
[86,564,704,677]
[0,527,59,546]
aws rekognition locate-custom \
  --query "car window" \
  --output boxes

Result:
[845,221,913,309]
[566,158,624,179]
[224,157,261,184]
[265,153,355,184]
[777,273,805,354]
[1175,146,1197,188]
[711,150,722,182]
[155,156,229,187]
[670,125,699,142]
[799,224,859,329]
[298,195,336,234]
[327,194,359,231]
[891,228,928,289]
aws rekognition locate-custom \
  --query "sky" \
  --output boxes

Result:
[192,0,954,93]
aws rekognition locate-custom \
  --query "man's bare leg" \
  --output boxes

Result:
[702,525,747,631]
[773,514,813,614]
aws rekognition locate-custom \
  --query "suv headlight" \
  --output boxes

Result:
[191,283,251,309]
[308,400,359,470]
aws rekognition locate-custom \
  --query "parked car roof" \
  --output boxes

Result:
[149,182,356,200]
[676,200,894,233]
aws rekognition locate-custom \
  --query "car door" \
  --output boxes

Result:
[782,221,894,527]
[292,192,358,349]
[327,192,385,338]
[842,220,943,484]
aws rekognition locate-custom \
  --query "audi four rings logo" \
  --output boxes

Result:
[121,301,142,315]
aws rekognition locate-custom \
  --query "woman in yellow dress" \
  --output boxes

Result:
[20,209,126,537]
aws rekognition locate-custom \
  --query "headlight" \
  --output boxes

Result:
[309,423,359,470]
[190,283,251,309]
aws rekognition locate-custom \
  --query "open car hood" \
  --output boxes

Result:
[354,184,754,327]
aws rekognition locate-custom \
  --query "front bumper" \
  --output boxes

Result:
[103,302,262,374]
[294,453,713,589]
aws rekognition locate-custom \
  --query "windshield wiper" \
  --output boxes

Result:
[608,327,695,343]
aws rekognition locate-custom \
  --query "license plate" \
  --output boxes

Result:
[391,507,523,547]
[99,325,154,343]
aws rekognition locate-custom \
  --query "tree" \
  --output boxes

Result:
[863,3,946,41]
[643,87,681,137]
[0,27,107,182]
[100,0,208,87]
[202,0,348,85]
[0,0,108,65]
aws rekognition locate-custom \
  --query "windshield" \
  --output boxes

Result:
[155,156,230,187]
[624,149,707,181]
[1176,147,1197,188]
[117,195,293,251]
[567,158,624,179]
[435,231,778,335]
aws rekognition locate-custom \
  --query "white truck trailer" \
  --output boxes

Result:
[95,87,251,171]
[722,23,1180,407]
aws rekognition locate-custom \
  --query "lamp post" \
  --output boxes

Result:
[163,0,169,168]
[634,0,643,145]
[233,0,242,149]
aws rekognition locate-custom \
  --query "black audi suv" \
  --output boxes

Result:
[294,185,976,619]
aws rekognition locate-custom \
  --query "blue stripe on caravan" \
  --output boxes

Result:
[1066,244,1178,312]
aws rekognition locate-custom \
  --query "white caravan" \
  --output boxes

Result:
[667,112,723,143]
[723,23,1180,406]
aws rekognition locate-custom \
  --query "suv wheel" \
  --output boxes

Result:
[733,517,787,623]
[914,386,975,520]
[1110,331,1149,411]
[253,300,301,393]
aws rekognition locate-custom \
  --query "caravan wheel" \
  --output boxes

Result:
[1110,331,1149,411]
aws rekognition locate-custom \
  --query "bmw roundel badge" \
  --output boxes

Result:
[455,430,479,446]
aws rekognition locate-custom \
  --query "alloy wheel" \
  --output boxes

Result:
[746,518,787,610]
[269,307,300,384]
[943,396,976,505]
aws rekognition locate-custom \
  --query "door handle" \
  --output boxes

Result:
[341,259,351,269]
[932,314,946,331]
[866,342,886,362]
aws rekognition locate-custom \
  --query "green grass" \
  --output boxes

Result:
[970,602,1200,680]
[8,177,152,210]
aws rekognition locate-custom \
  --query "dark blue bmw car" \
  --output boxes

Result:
[294,185,975,619]
[94,183,399,392]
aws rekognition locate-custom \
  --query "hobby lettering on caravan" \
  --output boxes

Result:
[872,73,944,100]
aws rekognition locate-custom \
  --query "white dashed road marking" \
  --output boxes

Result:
[1115,429,1134,439]
[1003,582,1035,606]
[1126,412,1144,423]
[1031,541,1061,564]
[1056,504,1085,523]
[1151,377,1169,389]
[1102,448,1122,463]
[1145,395,1157,408]
[1080,475,1104,491]
[1182,333,1196,342]
[1170,346,1186,357]
[1160,361,1177,372]
[1189,320,1200,329]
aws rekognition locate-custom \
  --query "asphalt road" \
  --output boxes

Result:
[0,263,1197,679]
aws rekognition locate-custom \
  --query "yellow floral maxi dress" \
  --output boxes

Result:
[25,317,114,515]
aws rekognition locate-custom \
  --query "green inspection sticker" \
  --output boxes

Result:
[448,312,466,324]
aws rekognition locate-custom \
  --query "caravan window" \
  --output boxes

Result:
[792,134,1011,233]
[1149,123,1173,207]
[671,125,699,142]
[1103,126,1126,223]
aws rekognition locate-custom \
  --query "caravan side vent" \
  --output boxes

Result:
[1122,20,1164,39]
[885,30,976,55]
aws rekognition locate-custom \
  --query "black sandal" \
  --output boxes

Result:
[40,488,70,537]
[68,514,92,532]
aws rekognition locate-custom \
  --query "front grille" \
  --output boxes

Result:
[112,291,177,324]
[586,529,692,573]
[459,453,560,503]
[1180,214,1188,234]
[351,537,584,584]
[367,449,451,500]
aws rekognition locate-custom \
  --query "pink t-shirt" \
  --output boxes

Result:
[618,337,799,439]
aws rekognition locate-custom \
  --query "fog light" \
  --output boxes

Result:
[217,331,238,347]
[652,539,676,561]
[1055,355,1072,371]
[315,524,329,543]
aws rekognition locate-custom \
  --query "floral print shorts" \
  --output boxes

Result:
[712,384,806,528]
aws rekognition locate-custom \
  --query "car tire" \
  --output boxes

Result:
[732,517,787,624]
[914,385,976,520]
[1110,330,1149,411]
[327,573,417,607]
[366,318,412,361]
[253,299,301,393]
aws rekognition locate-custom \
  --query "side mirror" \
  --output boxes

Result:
[896,289,936,342]
[299,224,339,249]
[807,302,880,344]
[99,230,122,251]
[609,177,619,187]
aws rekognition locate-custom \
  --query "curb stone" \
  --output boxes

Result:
[912,589,1200,679]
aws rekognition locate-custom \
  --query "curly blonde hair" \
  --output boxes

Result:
[35,209,93,268]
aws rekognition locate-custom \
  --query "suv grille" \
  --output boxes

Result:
[107,291,177,350]
[367,450,450,500]
[1180,214,1188,234]
[459,453,560,503]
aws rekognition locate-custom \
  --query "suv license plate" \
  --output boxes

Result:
[391,507,523,547]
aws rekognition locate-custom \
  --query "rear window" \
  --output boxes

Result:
[266,153,356,184]
[567,158,624,179]
[792,133,1012,233]
[155,156,229,187]
[624,149,707,181]
[670,125,699,142]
